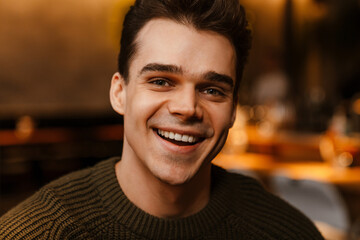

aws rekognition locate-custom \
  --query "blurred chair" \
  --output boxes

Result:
[270,175,350,240]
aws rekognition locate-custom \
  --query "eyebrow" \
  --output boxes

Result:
[139,63,183,76]
[203,71,234,88]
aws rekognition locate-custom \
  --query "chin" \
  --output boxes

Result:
[153,165,196,186]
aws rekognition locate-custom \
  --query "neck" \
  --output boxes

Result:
[115,149,211,218]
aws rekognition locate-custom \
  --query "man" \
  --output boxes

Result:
[0,0,324,239]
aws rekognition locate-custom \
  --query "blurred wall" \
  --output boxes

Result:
[0,0,133,119]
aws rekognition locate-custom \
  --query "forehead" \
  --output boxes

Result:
[129,18,236,80]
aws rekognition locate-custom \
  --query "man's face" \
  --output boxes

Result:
[111,19,236,185]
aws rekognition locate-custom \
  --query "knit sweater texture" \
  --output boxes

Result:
[0,157,324,239]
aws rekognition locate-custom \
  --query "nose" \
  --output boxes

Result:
[167,86,203,121]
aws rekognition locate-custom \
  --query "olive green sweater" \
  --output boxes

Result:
[0,157,324,239]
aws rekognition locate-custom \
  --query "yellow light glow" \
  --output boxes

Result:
[222,106,249,154]
[257,120,275,137]
[319,135,335,164]
[15,115,35,141]
[352,99,360,115]
[337,152,353,167]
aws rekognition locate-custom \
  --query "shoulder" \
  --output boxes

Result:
[0,184,84,239]
[213,166,324,239]
[0,159,116,239]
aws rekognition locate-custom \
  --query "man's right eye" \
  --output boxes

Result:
[149,79,170,86]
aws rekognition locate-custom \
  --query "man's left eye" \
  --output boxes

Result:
[204,88,224,96]
[150,79,170,86]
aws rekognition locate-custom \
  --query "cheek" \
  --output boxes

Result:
[125,90,166,124]
[209,104,234,133]
[214,111,233,152]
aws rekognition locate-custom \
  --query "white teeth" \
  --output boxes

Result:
[175,133,182,141]
[157,129,198,143]
[181,135,189,142]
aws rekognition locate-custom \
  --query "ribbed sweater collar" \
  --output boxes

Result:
[91,157,234,239]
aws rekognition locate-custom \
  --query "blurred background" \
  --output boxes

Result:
[0,0,359,239]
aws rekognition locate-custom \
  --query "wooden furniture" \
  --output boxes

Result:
[213,152,360,188]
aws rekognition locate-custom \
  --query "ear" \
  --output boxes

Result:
[110,72,126,115]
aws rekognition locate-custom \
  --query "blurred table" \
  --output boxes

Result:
[213,152,360,188]
[213,152,360,223]
[0,124,123,146]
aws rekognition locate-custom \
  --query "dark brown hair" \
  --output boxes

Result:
[118,0,251,92]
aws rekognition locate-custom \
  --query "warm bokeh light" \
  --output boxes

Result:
[223,106,249,154]
[337,152,353,168]
[257,120,276,137]
[319,135,336,165]
[352,98,360,115]
[15,115,35,141]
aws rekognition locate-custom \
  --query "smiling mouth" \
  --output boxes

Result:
[155,129,203,146]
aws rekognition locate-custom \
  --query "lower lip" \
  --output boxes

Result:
[153,130,202,154]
